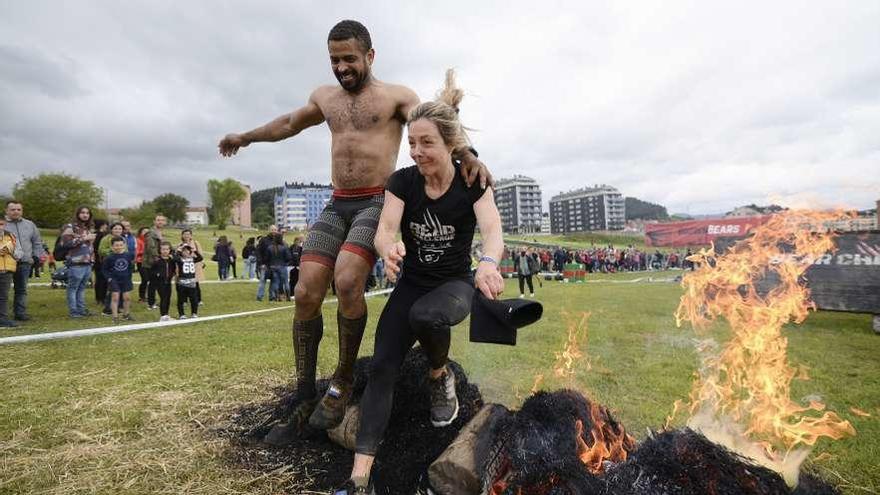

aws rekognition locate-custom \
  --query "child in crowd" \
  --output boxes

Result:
[101,236,135,324]
[151,242,175,322]
[174,244,203,319]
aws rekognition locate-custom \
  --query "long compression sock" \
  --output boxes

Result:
[293,315,323,400]
[334,310,367,384]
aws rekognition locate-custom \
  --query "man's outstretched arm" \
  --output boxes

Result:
[219,91,325,157]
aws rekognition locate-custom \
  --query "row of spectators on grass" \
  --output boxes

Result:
[503,245,697,274]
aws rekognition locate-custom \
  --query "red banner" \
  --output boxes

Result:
[644,216,769,247]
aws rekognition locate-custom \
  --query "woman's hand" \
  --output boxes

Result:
[384,241,406,282]
[475,260,504,300]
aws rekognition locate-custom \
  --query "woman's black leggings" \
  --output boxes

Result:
[518,274,534,294]
[355,276,474,455]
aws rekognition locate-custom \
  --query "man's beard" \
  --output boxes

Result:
[335,69,368,93]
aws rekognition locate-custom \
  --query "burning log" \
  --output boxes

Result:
[428,403,510,494]
[482,389,634,495]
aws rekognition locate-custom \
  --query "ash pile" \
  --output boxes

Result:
[217,347,484,494]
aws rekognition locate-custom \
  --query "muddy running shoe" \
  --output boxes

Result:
[263,397,319,447]
[332,479,372,495]
[122,314,134,321]
[309,380,352,430]
[429,370,459,427]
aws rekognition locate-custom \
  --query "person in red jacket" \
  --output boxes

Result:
[135,227,148,302]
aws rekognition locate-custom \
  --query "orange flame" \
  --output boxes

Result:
[493,313,635,494]
[576,402,637,474]
[537,312,634,475]
[673,210,856,485]
[529,311,591,394]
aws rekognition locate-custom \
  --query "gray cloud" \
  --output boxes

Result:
[1,0,878,215]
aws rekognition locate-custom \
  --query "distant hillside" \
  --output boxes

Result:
[625,197,669,220]
[251,186,281,213]
[725,203,787,216]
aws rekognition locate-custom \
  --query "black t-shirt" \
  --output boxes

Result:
[386,164,487,288]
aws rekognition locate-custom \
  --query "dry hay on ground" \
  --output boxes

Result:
[214,348,484,494]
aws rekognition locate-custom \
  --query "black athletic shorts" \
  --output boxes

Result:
[301,186,384,268]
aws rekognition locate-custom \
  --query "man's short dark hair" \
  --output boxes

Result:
[5,200,21,208]
[111,236,125,245]
[328,20,372,52]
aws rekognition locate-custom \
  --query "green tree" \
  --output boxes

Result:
[252,204,274,229]
[119,200,158,228]
[250,186,282,214]
[12,173,103,228]
[207,178,246,230]
[151,193,190,223]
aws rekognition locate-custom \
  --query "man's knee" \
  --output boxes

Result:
[293,280,325,311]
[334,271,365,302]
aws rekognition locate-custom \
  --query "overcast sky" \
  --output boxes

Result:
[2,1,878,215]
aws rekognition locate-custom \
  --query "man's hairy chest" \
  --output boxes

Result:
[321,92,400,132]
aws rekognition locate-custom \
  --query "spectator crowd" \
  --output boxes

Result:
[503,244,696,275]
[1,199,694,329]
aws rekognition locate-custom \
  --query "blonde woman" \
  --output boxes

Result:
[335,71,504,494]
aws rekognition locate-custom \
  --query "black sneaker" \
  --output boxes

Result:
[101,310,113,317]
[0,319,18,328]
[263,398,319,447]
[333,479,372,495]
[14,314,30,321]
[429,370,459,427]
[309,380,352,430]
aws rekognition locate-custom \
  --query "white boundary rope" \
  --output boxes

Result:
[0,288,393,346]
[3,275,677,346]
[27,278,259,288]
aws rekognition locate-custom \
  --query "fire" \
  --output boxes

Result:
[673,210,856,486]
[529,312,591,394]
[576,402,637,474]
[534,312,634,476]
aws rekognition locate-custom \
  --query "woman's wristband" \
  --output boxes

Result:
[478,256,497,265]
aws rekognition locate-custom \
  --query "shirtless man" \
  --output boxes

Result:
[218,20,489,444]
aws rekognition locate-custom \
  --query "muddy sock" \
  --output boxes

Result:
[335,310,367,384]
[293,315,323,400]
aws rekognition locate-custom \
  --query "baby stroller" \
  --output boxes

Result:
[50,266,69,289]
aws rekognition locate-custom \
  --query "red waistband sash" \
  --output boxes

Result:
[332,186,385,199]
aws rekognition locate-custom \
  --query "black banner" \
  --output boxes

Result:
[714,232,880,314]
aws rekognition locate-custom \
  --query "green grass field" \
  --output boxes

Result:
[1,271,877,494]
